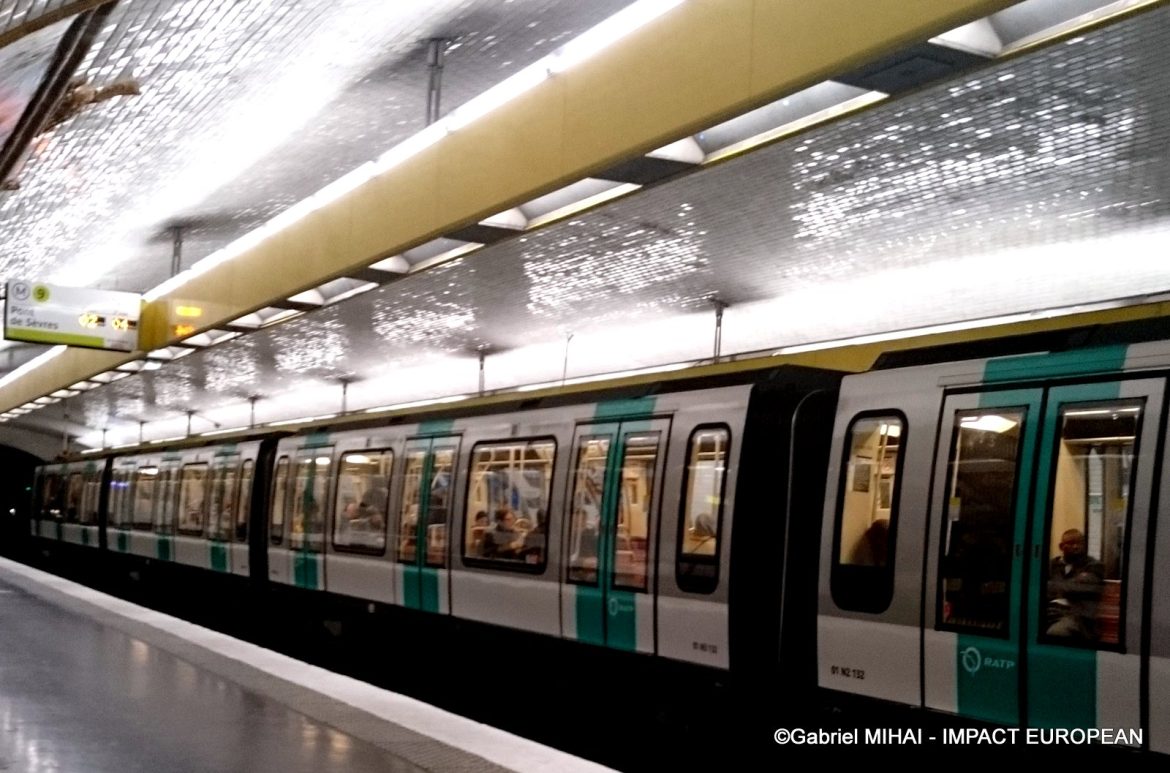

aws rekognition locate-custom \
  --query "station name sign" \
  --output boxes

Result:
[4,280,141,352]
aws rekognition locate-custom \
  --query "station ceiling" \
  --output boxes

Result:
[2,0,1168,452]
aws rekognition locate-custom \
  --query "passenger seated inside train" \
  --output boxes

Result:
[518,512,545,564]
[684,512,717,555]
[1046,528,1105,642]
[481,508,525,559]
[399,506,418,559]
[469,510,489,555]
[847,518,890,567]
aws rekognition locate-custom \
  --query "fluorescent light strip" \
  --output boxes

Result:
[526,182,642,229]
[960,415,1019,433]
[267,413,338,427]
[149,436,187,445]
[704,89,887,164]
[930,0,1161,59]
[200,426,251,437]
[80,448,104,455]
[515,361,693,392]
[406,242,484,273]
[548,0,685,73]
[1064,407,1141,417]
[446,61,550,131]
[363,395,469,414]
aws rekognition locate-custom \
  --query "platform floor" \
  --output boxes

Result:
[0,558,612,773]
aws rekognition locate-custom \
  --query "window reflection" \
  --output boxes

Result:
[939,409,1023,635]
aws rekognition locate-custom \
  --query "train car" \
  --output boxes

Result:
[24,364,841,722]
[32,457,103,547]
[818,336,1170,754]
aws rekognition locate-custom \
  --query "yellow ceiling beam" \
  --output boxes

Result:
[1,0,1021,412]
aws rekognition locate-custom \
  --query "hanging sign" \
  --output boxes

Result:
[4,280,141,351]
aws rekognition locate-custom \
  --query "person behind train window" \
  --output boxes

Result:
[519,511,546,564]
[572,513,600,569]
[470,510,489,556]
[358,489,386,531]
[848,518,889,567]
[482,508,523,559]
[1046,528,1105,641]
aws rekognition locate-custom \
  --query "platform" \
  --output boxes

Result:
[0,558,612,773]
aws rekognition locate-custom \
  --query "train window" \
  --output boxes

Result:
[398,450,426,563]
[831,413,905,613]
[613,434,661,592]
[463,439,555,570]
[1041,400,1141,650]
[677,426,730,594]
[39,474,62,519]
[80,472,101,525]
[333,450,392,554]
[568,437,610,585]
[177,464,210,535]
[66,473,83,522]
[425,447,456,568]
[270,456,290,544]
[109,469,133,528]
[938,408,1026,636]
[156,467,179,535]
[207,461,239,541]
[132,467,158,530]
[236,460,254,543]
[290,452,331,553]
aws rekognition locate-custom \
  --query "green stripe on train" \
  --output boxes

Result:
[293,551,319,589]
[1027,381,1117,729]
[418,419,454,436]
[964,351,1127,729]
[210,542,229,573]
[955,389,1038,724]
[403,444,443,613]
[983,346,1126,383]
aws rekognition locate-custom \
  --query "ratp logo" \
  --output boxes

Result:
[960,646,1016,676]
[961,646,982,675]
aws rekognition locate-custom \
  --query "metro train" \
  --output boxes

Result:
[21,313,1170,757]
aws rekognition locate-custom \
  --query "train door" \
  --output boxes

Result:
[267,455,293,585]
[395,436,459,613]
[230,459,255,576]
[206,456,240,574]
[285,447,333,590]
[561,419,670,653]
[925,378,1161,733]
[154,461,180,560]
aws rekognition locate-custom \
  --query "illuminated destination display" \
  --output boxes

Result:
[4,280,141,352]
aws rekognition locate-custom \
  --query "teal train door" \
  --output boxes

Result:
[926,387,1042,726]
[926,377,1161,735]
[564,419,669,653]
[1024,378,1161,734]
[397,436,459,613]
